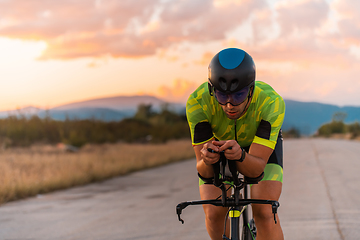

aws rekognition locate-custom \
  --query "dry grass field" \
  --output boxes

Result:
[0,139,195,204]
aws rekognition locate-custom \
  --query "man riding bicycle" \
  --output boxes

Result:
[186,48,285,240]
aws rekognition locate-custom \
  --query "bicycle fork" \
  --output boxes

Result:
[228,206,242,240]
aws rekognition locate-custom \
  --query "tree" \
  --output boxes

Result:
[317,112,348,136]
[134,104,153,120]
[332,112,347,122]
[348,122,360,139]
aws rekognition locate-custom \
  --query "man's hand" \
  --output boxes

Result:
[213,140,242,161]
[200,141,221,165]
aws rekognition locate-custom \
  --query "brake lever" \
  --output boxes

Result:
[176,202,191,224]
[272,201,280,224]
[177,213,184,224]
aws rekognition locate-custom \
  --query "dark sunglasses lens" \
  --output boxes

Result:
[214,91,228,105]
[231,87,249,105]
[214,87,250,105]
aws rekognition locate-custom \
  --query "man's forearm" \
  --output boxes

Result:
[235,153,266,178]
[196,159,215,179]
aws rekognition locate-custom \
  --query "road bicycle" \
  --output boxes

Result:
[176,150,280,240]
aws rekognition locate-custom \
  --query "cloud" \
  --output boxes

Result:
[0,0,160,59]
[263,63,360,106]
[251,8,275,44]
[252,0,331,61]
[157,79,200,103]
[0,0,155,38]
[135,78,201,103]
[158,0,266,41]
[331,0,360,46]
[0,0,267,60]
[276,0,329,37]
[194,51,214,66]
[218,0,360,70]
[1,0,360,74]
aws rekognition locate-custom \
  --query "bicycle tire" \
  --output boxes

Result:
[248,219,257,239]
[241,224,255,240]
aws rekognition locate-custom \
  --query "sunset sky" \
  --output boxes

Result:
[1,0,360,111]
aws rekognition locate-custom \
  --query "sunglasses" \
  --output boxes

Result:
[214,86,250,106]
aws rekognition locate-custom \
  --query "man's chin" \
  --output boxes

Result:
[226,112,240,119]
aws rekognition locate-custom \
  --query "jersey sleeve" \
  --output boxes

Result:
[253,95,285,149]
[186,88,214,146]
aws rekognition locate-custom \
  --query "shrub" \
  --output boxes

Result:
[0,104,190,147]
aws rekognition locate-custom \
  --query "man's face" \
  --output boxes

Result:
[220,99,249,120]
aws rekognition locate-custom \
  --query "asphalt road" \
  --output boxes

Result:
[0,139,359,240]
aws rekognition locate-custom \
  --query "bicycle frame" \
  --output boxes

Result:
[176,155,280,240]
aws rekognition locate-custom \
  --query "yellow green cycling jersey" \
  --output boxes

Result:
[186,81,285,149]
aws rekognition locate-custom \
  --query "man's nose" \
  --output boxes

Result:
[226,102,233,108]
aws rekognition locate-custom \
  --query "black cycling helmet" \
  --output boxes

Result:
[208,48,255,95]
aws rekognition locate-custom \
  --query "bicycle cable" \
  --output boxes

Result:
[222,209,231,240]
[222,205,248,240]
[215,183,234,201]
[221,183,239,240]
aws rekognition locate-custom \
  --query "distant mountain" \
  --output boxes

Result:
[283,100,360,135]
[37,107,134,122]
[0,106,42,118]
[0,95,185,122]
[1,96,359,135]
[52,95,170,111]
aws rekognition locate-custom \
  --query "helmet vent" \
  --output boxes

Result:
[230,79,239,91]
[219,78,227,91]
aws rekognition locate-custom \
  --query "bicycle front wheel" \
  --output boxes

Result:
[241,219,256,240]
[241,224,253,240]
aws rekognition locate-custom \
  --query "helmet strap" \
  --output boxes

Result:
[208,81,214,96]
[248,85,254,99]
[238,88,253,118]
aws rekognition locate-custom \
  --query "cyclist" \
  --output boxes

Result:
[186,48,285,240]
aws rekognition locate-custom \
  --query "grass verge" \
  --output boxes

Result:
[0,139,194,204]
